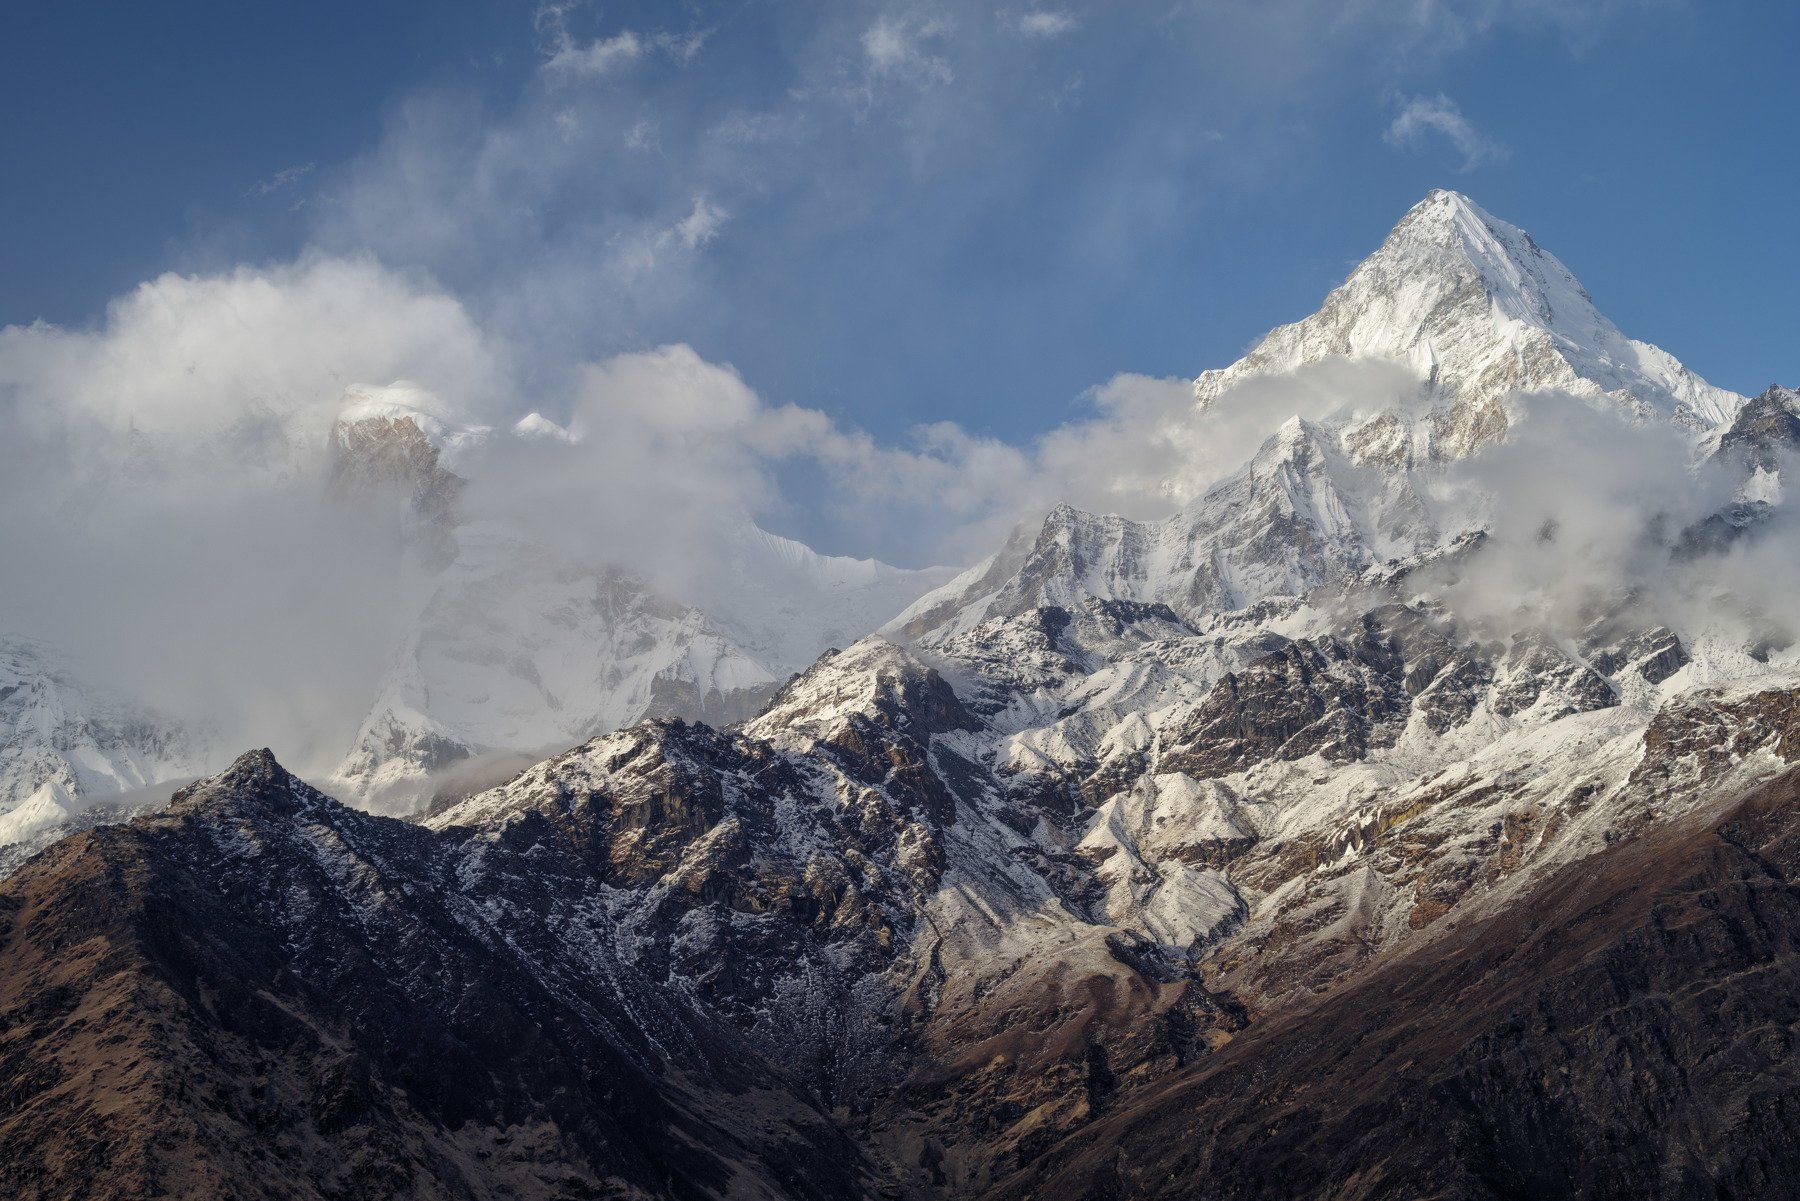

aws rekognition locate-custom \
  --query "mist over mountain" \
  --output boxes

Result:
[6,176,1800,1199]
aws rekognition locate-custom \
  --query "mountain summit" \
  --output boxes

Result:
[1194,189,1742,461]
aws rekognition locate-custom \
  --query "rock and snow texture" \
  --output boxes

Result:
[1193,189,1741,451]
[0,637,209,839]
[890,417,1432,639]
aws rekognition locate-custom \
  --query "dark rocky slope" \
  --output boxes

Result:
[989,768,1800,1201]
[0,750,866,1201]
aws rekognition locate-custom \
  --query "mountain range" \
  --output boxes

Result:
[5,190,1800,1199]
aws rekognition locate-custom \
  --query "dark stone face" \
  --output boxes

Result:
[1716,384,1800,476]
[0,750,871,1201]
[987,769,1800,1201]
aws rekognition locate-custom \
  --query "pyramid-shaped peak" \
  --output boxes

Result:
[1192,191,1742,437]
[1374,190,1574,298]
[1394,189,1510,235]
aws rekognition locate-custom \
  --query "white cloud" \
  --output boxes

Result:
[246,162,316,198]
[862,15,954,84]
[0,258,516,772]
[1384,93,1508,171]
[0,256,508,463]
[544,29,643,77]
[1014,10,1077,38]
[673,196,728,249]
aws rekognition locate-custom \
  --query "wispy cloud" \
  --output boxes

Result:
[245,162,315,198]
[1014,10,1077,38]
[673,197,728,249]
[544,29,642,77]
[1384,93,1508,171]
[535,3,708,78]
[862,15,954,84]
[535,2,642,77]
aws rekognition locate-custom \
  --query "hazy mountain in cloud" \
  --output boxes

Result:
[319,391,954,806]
[0,637,211,847]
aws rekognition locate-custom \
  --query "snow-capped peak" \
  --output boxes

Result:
[1193,190,1742,454]
[1377,189,1600,334]
[512,412,579,443]
[333,381,493,462]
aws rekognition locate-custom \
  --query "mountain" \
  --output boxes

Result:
[6,191,1799,1199]
[991,764,1800,1200]
[7,594,1797,1195]
[0,637,210,851]
[1193,189,1742,458]
[323,397,950,806]
[890,416,1432,640]
[893,190,1741,645]
[0,749,866,1200]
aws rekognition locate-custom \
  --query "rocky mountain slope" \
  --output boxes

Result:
[0,638,209,851]
[0,750,866,1200]
[990,764,1800,1200]
[4,191,1797,1198]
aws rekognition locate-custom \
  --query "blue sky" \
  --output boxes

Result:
[2,0,1796,560]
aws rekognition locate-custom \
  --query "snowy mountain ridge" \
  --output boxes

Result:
[0,188,1764,832]
[1194,190,1742,458]
[893,190,1743,647]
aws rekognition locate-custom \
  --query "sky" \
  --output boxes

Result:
[2,0,1797,567]
[2,0,1798,784]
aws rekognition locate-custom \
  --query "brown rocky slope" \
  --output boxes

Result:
[989,767,1800,1200]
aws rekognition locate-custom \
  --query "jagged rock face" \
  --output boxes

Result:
[988,768,1800,1201]
[1714,383,1800,478]
[1158,607,1471,778]
[0,750,869,1201]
